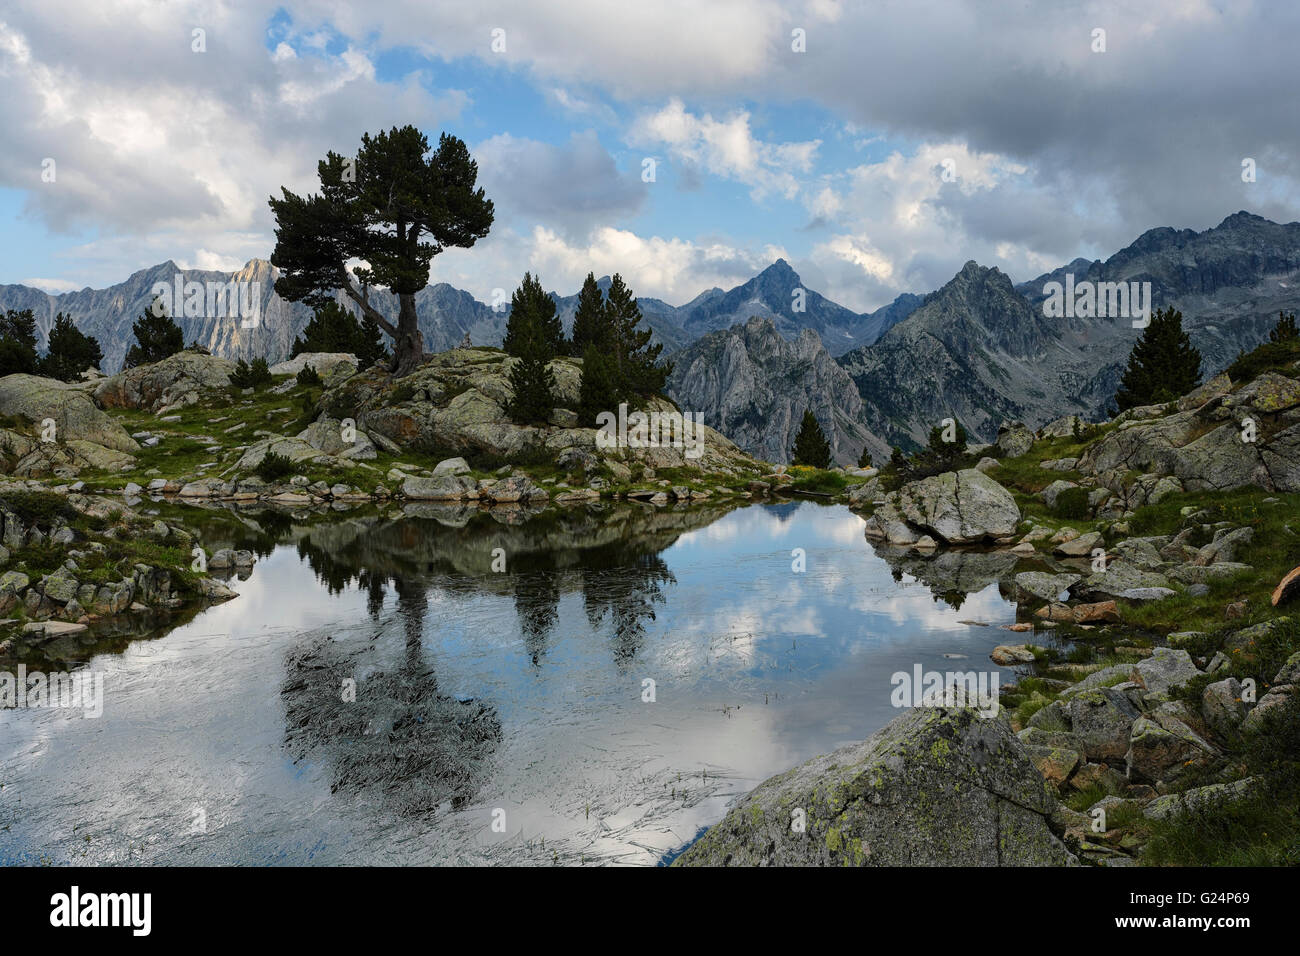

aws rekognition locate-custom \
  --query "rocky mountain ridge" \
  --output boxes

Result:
[666,316,891,467]
[840,211,1300,449]
[0,258,915,374]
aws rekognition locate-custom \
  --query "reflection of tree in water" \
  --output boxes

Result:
[281,574,502,817]
[936,590,966,611]
[581,545,675,671]
[510,560,561,666]
[364,573,386,620]
[286,506,715,670]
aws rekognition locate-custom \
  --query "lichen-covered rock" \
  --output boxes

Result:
[1110,536,1167,569]
[1038,414,1089,439]
[1053,530,1103,557]
[1142,777,1262,820]
[1223,617,1292,665]
[1078,378,1300,493]
[1058,663,1132,700]
[432,456,471,477]
[93,350,235,414]
[269,352,358,379]
[41,569,80,604]
[196,577,238,602]
[1193,526,1253,566]
[233,436,327,472]
[1130,647,1201,696]
[482,475,548,503]
[1040,479,1080,510]
[0,374,140,455]
[1125,713,1216,784]
[1025,744,1081,790]
[996,421,1034,458]
[1077,560,1173,600]
[400,475,478,501]
[1058,687,1142,761]
[1014,571,1080,604]
[296,418,378,460]
[860,496,921,544]
[1201,677,1249,739]
[865,469,1020,545]
[673,707,1076,866]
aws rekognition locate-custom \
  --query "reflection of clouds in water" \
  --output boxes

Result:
[674,501,853,549]
[814,562,848,595]
[857,581,1012,633]
[215,547,371,634]
[658,598,825,672]
[818,512,870,545]
[3,502,1025,866]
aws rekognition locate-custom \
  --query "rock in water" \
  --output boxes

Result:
[888,468,1021,544]
[673,707,1076,866]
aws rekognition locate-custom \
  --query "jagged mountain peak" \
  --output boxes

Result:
[1217,209,1270,230]
[758,257,799,280]
[667,315,890,467]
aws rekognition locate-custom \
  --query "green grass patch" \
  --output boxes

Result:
[787,466,851,495]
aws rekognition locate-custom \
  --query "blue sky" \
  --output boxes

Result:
[2,1,1297,311]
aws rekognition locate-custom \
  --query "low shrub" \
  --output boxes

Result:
[1050,486,1091,520]
[255,450,296,482]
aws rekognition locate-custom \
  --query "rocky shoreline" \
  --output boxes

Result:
[0,346,829,664]
[680,345,1300,866]
[1,340,1297,866]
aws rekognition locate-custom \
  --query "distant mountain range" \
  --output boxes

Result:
[1,210,1295,465]
[838,211,1298,450]
[0,257,917,375]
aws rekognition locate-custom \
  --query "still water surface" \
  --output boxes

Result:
[1,500,1023,865]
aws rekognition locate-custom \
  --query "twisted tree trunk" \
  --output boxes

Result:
[390,292,425,377]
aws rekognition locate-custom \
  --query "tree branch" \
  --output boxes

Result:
[342,282,398,338]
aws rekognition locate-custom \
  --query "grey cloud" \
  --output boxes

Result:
[474,130,646,239]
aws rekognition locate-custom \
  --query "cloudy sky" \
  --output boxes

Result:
[2,0,1297,311]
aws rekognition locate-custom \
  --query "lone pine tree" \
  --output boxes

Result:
[123,303,185,369]
[1114,306,1202,411]
[791,409,832,468]
[269,125,493,377]
[604,273,670,397]
[503,273,565,358]
[39,312,103,381]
